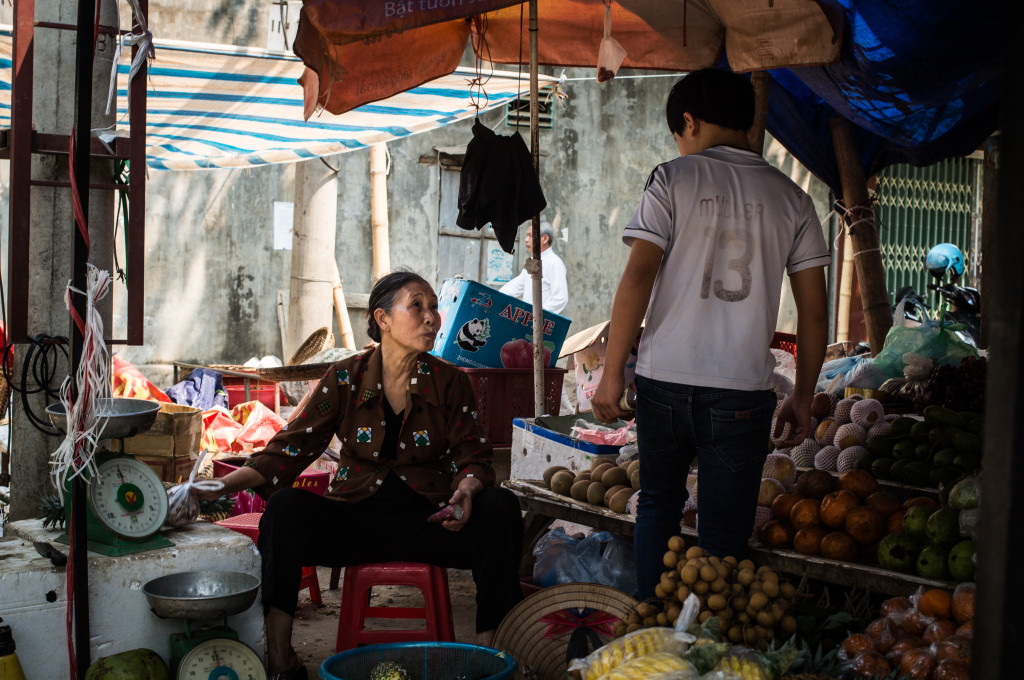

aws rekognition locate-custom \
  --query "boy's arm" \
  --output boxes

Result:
[774,266,828,445]
[591,240,663,423]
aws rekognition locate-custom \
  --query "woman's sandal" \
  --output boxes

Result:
[270,661,308,680]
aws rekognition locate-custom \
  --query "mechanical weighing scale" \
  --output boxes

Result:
[46,397,173,556]
[144,571,266,680]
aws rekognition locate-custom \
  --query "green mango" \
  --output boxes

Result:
[893,439,917,460]
[890,459,910,483]
[914,442,931,461]
[953,453,980,472]
[871,457,896,480]
[932,448,958,467]
[904,461,932,487]
[928,426,957,447]
[949,475,981,510]
[889,417,918,437]
[917,543,951,580]
[903,505,933,537]
[877,533,924,573]
[911,421,933,443]
[867,436,896,457]
[952,431,982,456]
[926,507,962,545]
[947,539,977,581]
[923,405,964,428]
[929,466,963,491]
[85,649,169,680]
[854,455,875,472]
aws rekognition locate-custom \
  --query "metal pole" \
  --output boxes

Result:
[528,0,544,416]
[71,0,95,673]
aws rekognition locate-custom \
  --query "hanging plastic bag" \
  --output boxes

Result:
[873,324,978,378]
[166,451,224,528]
[597,1,627,82]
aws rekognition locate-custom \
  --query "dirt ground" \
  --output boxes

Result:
[291,566,480,674]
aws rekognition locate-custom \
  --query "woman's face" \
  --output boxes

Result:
[378,281,440,354]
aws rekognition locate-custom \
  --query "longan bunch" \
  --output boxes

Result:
[613,536,799,651]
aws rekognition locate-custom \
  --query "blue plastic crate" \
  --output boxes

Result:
[319,642,517,680]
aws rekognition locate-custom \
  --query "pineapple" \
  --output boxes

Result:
[781,638,844,680]
[369,661,409,680]
[199,495,236,522]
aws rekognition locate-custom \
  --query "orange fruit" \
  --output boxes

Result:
[919,588,953,619]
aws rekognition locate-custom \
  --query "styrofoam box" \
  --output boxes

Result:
[510,415,625,481]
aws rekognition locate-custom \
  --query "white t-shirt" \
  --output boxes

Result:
[623,145,831,391]
[498,247,569,314]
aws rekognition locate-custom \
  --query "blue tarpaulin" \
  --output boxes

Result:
[765,0,1003,194]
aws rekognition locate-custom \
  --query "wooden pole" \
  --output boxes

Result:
[829,118,892,355]
[980,135,998,349]
[332,262,356,350]
[370,143,391,281]
[748,72,771,154]
[529,0,545,416]
[836,230,855,342]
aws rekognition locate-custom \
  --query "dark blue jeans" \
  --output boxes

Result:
[634,374,776,599]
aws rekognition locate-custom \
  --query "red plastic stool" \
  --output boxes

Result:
[335,562,454,651]
[215,512,323,605]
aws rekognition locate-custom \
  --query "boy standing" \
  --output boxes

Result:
[592,70,829,599]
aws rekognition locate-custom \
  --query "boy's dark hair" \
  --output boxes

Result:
[666,69,755,135]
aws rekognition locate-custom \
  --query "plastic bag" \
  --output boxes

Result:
[616,443,639,466]
[596,2,627,82]
[594,653,698,680]
[166,451,223,528]
[873,325,978,379]
[572,418,637,446]
[568,594,700,680]
[532,528,636,592]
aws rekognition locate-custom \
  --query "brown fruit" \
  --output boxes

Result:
[844,506,886,545]
[903,495,940,511]
[887,636,927,665]
[864,490,902,518]
[682,506,697,527]
[810,392,832,420]
[850,650,891,679]
[771,492,805,521]
[951,582,975,624]
[550,470,575,495]
[591,457,614,471]
[954,620,974,639]
[935,635,972,665]
[586,482,607,506]
[880,596,913,618]
[820,531,858,561]
[574,471,592,482]
[601,466,629,489]
[759,519,796,549]
[570,479,591,501]
[795,468,837,499]
[543,466,570,487]
[924,619,957,644]
[590,463,614,484]
[793,525,829,555]
[790,498,822,529]
[820,489,860,529]
[902,610,929,637]
[865,617,897,653]
[899,647,937,680]
[630,469,641,491]
[837,469,880,501]
[608,488,633,514]
[842,633,875,657]
[934,658,971,680]
[886,510,905,535]
[604,484,629,507]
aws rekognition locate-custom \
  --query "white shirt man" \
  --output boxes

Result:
[499,221,569,314]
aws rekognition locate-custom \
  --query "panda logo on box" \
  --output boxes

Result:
[456,318,489,352]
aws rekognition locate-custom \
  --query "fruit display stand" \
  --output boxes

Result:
[504,479,958,598]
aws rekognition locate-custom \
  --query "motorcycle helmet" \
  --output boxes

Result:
[925,243,966,279]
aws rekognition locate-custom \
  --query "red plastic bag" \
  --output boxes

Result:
[111,355,171,402]
[230,401,286,452]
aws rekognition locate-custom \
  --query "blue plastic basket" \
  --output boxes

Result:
[319,642,517,680]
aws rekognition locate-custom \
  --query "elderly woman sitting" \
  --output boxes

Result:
[196,271,524,680]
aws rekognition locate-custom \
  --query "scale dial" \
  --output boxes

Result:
[177,638,266,680]
[89,456,169,539]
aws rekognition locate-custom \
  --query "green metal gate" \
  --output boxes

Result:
[875,157,981,310]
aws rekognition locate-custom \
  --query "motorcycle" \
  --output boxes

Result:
[892,243,982,345]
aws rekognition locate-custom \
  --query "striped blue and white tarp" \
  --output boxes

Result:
[0,29,557,171]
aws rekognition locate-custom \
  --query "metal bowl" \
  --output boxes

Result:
[142,571,261,621]
[46,397,161,440]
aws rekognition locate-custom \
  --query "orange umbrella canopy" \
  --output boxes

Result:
[293,0,841,116]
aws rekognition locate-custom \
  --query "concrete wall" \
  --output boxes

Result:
[8,0,833,380]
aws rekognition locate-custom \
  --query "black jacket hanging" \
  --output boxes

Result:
[456,119,547,254]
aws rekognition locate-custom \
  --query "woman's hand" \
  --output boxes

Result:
[442,477,484,531]
[189,467,266,501]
